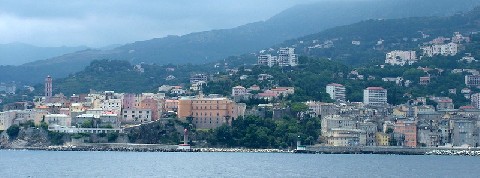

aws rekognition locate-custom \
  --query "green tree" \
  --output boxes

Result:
[6,125,20,139]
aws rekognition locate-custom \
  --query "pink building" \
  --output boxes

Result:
[122,93,137,110]
[394,120,417,147]
[140,98,159,121]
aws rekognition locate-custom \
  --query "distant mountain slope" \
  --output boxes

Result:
[2,0,480,84]
[45,8,480,100]
[0,43,88,65]
[275,6,480,65]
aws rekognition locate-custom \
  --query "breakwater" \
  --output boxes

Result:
[302,146,480,156]
[3,144,480,156]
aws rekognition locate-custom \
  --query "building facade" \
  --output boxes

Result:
[278,48,298,67]
[394,120,417,147]
[465,75,480,87]
[385,50,417,66]
[326,83,346,102]
[257,54,278,67]
[363,87,388,106]
[177,96,246,129]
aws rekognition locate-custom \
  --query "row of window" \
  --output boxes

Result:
[123,110,150,114]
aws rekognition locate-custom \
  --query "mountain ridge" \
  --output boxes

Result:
[2,0,480,84]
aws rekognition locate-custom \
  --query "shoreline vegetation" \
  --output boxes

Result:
[2,144,480,156]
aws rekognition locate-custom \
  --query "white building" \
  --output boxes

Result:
[471,93,480,109]
[0,111,16,131]
[257,54,278,67]
[385,50,417,66]
[321,115,357,136]
[232,86,247,97]
[278,48,298,67]
[102,99,122,115]
[465,75,480,87]
[363,87,388,106]
[326,83,346,102]
[45,114,71,127]
[422,42,458,57]
[326,128,364,146]
[122,108,152,122]
[190,74,208,84]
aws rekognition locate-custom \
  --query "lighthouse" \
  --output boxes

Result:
[178,128,191,150]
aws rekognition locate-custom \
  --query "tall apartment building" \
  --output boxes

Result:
[177,96,246,129]
[363,87,388,106]
[422,42,458,57]
[257,54,277,67]
[385,50,417,66]
[258,48,298,67]
[326,83,346,101]
[465,75,480,87]
[278,48,298,67]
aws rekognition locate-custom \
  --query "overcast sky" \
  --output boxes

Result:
[0,0,325,47]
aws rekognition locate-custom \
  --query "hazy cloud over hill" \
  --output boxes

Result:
[0,0,323,47]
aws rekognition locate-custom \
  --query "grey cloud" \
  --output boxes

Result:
[0,0,323,47]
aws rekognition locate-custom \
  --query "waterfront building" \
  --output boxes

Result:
[358,122,378,146]
[394,120,417,148]
[177,96,246,129]
[376,132,390,146]
[326,128,364,146]
[450,119,477,147]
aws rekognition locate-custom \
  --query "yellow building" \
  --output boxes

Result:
[177,96,245,129]
[376,132,390,146]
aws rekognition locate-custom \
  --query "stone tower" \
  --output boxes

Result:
[45,75,52,102]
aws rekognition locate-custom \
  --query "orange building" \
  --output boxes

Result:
[177,96,245,129]
[394,120,417,147]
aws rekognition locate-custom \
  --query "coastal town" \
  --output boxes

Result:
[2,23,480,151]
[2,34,480,149]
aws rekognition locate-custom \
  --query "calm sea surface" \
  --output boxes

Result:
[0,150,478,177]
